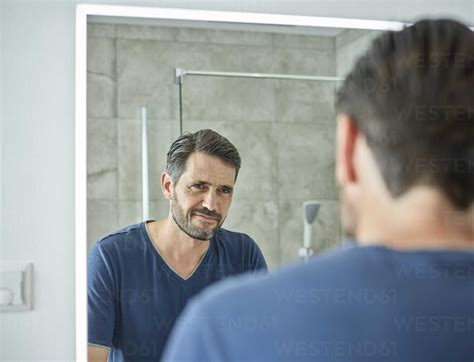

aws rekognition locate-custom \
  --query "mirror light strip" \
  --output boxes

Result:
[75,4,88,362]
[78,4,409,31]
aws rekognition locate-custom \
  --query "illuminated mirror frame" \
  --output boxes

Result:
[75,4,407,360]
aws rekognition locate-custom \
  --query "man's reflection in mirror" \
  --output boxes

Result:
[88,129,267,361]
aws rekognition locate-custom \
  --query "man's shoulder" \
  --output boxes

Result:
[194,244,362,306]
[192,243,474,310]
[214,228,260,251]
[215,228,255,244]
[95,222,144,249]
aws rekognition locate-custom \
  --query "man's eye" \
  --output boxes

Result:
[191,184,205,190]
[219,188,232,195]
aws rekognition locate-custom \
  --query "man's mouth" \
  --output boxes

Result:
[193,212,219,222]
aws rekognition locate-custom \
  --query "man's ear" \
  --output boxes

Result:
[161,171,174,200]
[336,113,359,187]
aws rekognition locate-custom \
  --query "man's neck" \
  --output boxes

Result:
[357,188,474,251]
[146,218,209,259]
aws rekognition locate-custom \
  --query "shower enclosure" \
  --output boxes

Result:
[86,20,380,268]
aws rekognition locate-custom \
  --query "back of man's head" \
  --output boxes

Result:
[336,20,474,210]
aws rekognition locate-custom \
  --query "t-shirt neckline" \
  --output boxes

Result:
[140,220,214,283]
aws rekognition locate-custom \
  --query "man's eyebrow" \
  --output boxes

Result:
[190,180,234,190]
[189,180,211,185]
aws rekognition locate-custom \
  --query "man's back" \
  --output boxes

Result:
[164,244,474,361]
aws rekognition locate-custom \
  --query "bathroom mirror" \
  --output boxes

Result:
[76,5,406,359]
[84,11,399,267]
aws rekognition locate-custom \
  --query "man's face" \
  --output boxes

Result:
[170,152,236,240]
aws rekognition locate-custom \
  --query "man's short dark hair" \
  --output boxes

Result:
[166,129,241,184]
[336,19,474,210]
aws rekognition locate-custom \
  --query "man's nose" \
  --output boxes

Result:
[202,191,218,211]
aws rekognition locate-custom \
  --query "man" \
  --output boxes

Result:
[163,20,474,362]
[87,129,267,361]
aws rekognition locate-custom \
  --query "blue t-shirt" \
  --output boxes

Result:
[163,244,474,362]
[87,221,267,361]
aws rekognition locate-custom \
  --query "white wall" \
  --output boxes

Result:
[1,1,472,360]
[0,0,4,263]
[1,1,76,360]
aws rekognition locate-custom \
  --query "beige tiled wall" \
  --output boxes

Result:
[87,24,375,268]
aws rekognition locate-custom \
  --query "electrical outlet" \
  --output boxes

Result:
[0,262,33,312]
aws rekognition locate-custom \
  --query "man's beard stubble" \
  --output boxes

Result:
[171,193,223,241]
